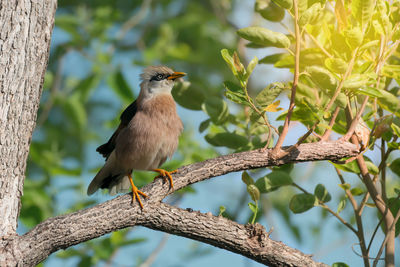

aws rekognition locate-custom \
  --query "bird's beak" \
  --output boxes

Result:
[167,72,186,80]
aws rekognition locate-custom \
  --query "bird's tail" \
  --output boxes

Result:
[87,165,110,195]
[87,170,131,195]
[87,158,131,196]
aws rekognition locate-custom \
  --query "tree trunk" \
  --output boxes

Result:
[0,0,57,259]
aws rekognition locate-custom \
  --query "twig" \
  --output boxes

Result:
[372,204,400,267]
[292,182,357,235]
[341,96,369,142]
[304,28,332,58]
[321,106,340,141]
[273,0,300,154]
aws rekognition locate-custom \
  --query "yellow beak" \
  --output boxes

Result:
[167,72,186,80]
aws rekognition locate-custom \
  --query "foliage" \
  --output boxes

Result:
[218,0,400,266]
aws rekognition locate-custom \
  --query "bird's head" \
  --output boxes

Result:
[139,66,186,98]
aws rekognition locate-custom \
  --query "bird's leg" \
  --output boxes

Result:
[128,173,148,209]
[153,168,177,189]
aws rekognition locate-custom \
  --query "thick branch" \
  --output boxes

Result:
[4,141,357,266]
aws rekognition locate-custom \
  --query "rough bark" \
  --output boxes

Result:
[2,141,358,266]
[0,0,57,236]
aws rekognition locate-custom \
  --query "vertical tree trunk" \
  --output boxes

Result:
[0,0,57,238]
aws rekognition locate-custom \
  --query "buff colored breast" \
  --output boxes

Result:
[115,94,183,172]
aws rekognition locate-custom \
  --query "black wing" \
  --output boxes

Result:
[96,100,138,159]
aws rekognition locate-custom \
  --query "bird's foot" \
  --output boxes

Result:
[129,174,148,209]
[153,168,177,189]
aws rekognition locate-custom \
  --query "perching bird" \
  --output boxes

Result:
[87,66,185,208]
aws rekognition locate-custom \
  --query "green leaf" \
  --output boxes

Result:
[306,66,337,92]
[172,81,205,110]
[378,90,400,115]
[337,198,347,213]
[335,92,348,108]
[395,188,400,196]
[314,184,332,203]
[359,40,380,52]
[259,53,287,64]
[289,193,316,213]
[356,86,384,98]
[242,171,255,185]
[333,160,360,173]
[219,206,226,216]
[244,56,258,82]
[107,70,134,102]
[271,0,292,9]
[296,82,317,102]
[248,202,258,213]
[205,132,248,149]
[382,65,400,80]
[299,3,323,27]
[365,161,379,175]
[232,51,245,75]
[344,27,363,48]
[325,58,347,74]
[272,163,294,173]
[350,187,364,196]
[199,119,211,133]
[223,81,249,105]
[297,0,308,13]
[202,97,229,125]
[339,183,351,191]
[332,262,350,267]
[343,74,373,89]
[255,0,285,22]
[255,171,293,193]
[274,54,294,68]
[221,49,238,76]
[247,184,260,201]
[351,0,374,30]
[255,82,285,107]
[391,123,400,137]
[390,158,400,177]
[237,27,290,48]
[388,142,400,149]
[225,90,249,105]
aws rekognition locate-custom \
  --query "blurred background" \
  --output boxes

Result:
[19,0,399,266]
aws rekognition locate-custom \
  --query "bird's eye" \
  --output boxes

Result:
[156,74,164,80]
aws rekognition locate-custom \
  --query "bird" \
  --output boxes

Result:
[87,65,185,208]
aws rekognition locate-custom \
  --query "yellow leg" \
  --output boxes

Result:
[153,168,177,189]
[128,174,148,209]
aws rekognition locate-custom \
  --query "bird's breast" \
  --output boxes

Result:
[115,94,183,171]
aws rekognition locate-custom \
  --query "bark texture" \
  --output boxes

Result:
[2,141,357,266]
[0,0,57,236]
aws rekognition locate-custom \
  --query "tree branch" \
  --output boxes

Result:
[4,140,357,266]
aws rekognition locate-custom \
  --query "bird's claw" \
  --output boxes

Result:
[128,174,147,209]
[131,186,148,209]
[153,168,177,188]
